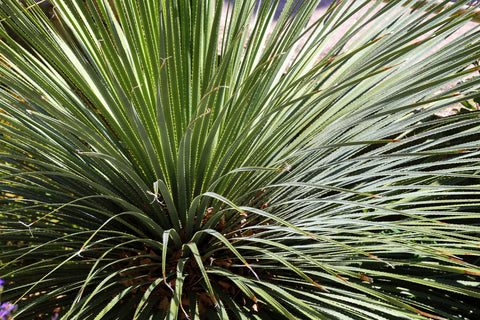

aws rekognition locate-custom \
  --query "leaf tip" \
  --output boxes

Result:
[360,274,373,283]
[312,281,330,292]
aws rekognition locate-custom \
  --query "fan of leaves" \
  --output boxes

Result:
[1,0,480,319]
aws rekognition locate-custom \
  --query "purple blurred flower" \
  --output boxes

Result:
[52,312,59,320]
[0,279,17,320]
[0,302,17,320]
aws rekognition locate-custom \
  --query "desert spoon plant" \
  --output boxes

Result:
[1,0,480,319]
